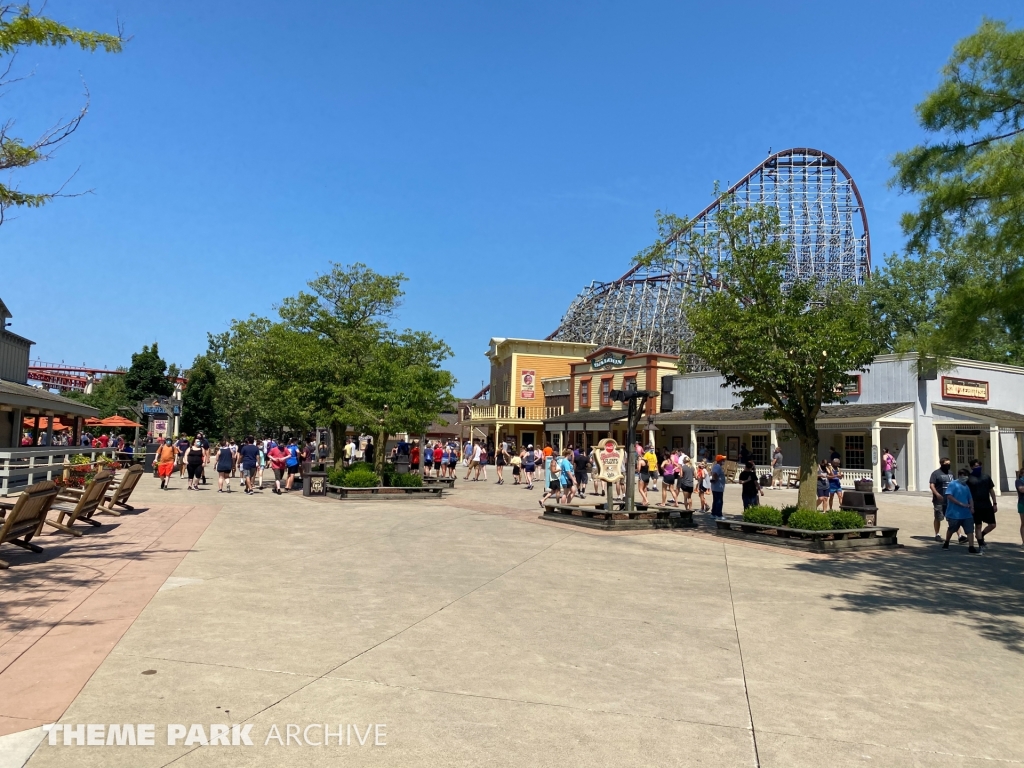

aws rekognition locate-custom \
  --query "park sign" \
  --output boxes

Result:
[594,438,623,484]
[591,352,627,371]
[140,397,181,416]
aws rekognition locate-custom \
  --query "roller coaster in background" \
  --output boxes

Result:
[27,361,186,393]
[549,148,872,368]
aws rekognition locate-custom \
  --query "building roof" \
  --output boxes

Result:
[0,378,99,417]
[653,402,914,425]
[933,404,1024,425]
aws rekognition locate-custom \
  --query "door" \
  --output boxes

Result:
[521,432,535,450]
[955,437,976,473]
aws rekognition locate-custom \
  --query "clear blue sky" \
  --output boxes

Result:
[2,1,1019,396]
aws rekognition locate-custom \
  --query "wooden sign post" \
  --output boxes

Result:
[595,438,623,512]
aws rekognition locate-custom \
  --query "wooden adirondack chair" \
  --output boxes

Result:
[58,463,144,516]
[47,470,114,536]
[0,480,60,568]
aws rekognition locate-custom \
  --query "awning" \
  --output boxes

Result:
[0,378,99,418]
[652,402,916,428]
[544,409,629,432]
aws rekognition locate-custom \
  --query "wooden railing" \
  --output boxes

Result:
[468,404,565,421]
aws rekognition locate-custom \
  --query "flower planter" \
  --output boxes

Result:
[714,518,899,552]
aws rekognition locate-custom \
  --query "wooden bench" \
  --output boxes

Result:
[713,518,898,552]
[422,476,456,488]
[326,484,444,500]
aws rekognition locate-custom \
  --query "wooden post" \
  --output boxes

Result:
[871,421,882,493]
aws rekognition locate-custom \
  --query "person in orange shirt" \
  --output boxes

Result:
[543,443,553,458]
[155,437,177,490]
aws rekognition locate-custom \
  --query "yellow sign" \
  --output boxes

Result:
[594,439,623,484]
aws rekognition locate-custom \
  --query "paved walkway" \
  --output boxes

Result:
[2,472,1023,767]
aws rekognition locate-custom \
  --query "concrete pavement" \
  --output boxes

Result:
[3,471,1023,766]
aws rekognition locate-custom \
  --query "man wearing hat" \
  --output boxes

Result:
[710,454,727,519]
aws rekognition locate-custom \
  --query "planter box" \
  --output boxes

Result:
[542,503,695,531]
[713,518,898,552]
[325,484,444,500]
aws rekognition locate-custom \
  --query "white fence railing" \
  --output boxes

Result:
[468,405,565,421]
[0,447,124,496]
[750,465,873,490]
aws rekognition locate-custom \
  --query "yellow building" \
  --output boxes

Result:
[464,338,596,450]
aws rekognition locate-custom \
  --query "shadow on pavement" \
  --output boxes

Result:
[791,543,1024,653]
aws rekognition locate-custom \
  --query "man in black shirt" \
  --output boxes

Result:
[928,458,956,541]
[966,458,997,549]
[739,461,762,510]
[573,451,590,498]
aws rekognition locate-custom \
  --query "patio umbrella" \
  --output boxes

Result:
[21,416,72,431]
[84,418,103,426]
[97,415,143,428]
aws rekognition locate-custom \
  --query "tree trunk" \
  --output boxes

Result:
[331,421,346,465]
[374,427,388,484]
[796,431,820,510]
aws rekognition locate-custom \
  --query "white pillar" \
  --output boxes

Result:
[871,420,882,493]
[770,423,778,456]
[989,423,1001,495]
[906,423,917,492]
[690,424,697,458]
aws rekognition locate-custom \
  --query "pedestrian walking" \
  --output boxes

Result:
[770,446,784,489]
[239,436,260,495]
[881,447,898,491]
[828,458,844,509]
[476,445,488,481]
[967,458,997,550]
[739,460,763,509]
[678,456,695,510]
[495,443,508,485]
[523,445,536,490]
[558,449,576,503]
[268,441,289,494]
[215,438,234,493]
[573,449,590,497]
[155,437,177,491]
[539,452,561,507]
[183,438,205,490]
[943,468,980,553]
[817,460,830,511]
[709,455,727,518]
[929,457,957,541]
[696,461,710,511]
[284,438,300,491]
[660,453,678,506]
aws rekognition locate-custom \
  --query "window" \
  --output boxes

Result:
[844,434,865,469]
[750,434,769,465]
[956,438,976,472]
[600,377,612,406]
[623,374,637,392]
[580,378,591,408]
[697,434,716,460]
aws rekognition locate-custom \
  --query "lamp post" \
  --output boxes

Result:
[610,388,657,512]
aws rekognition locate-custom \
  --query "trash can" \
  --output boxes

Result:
[144,445,158,473]
[394,455,410,475]
[303,471,328,497]
[854,478,874,493]
[841,490,878,526]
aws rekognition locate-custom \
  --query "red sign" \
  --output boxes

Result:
[520,370,536,400]
[942,376,989,402]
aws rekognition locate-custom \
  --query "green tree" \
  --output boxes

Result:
[890,18,1024,363]
[181,354,220,436]
[123,343,174,404]
[276,262,407,462]
[638,200,881,509]
[867,245,1024,363]
[0,4,124,224]
[340,331,456,479]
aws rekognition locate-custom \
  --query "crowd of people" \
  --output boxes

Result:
[928,456,1024,552]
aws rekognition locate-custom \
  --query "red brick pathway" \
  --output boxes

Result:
[0,503,219,737]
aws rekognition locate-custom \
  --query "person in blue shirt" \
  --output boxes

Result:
[284,438,300,492]
[943,468,979,553]
[709,454,727,519]
[539,455,561,508]
[558,450,577,503]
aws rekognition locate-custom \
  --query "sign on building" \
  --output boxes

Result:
[520,370,536,400]
[591,353,627,371]
[941,376,989,403]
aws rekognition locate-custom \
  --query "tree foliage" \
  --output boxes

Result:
[890,18,1024,362]
[181,354,220,436]
[208,263,455,459]
[637,200,881,508]
[123,343,174,404]
[0,4,124,224]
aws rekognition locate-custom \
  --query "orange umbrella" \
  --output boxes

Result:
[22,416,72,431]
[84,418,103,426]
[97,415,143,428]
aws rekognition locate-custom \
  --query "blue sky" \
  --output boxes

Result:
[1,1,1019,396]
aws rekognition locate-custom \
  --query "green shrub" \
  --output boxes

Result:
[327,466,347,486]
[827,510,865,530]
[786,509,833,531]
[742,505,783,526]
[342,465,380,488]
[780,505,800,525]
[391,473,423,488]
